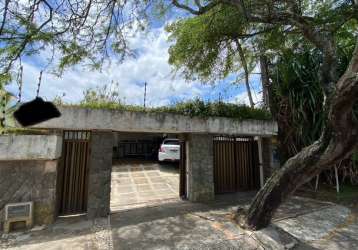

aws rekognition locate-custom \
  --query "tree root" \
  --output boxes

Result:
[234,207,253,230]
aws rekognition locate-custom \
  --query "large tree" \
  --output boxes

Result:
[167,0,358,230]
[0,0,357,230]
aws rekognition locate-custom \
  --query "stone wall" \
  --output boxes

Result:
[186,134,215,202]
[87,131,113,218]
[0,160,58,230]
[262,137,274,181]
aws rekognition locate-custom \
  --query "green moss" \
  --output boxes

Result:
[67,99,272,121]
[2,128,50,135]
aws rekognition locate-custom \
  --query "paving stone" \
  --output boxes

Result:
[152,183,170,190]
[117,173,130,177]
[113,186,134,194]
[130,167,143,172]
[115,168,130,173]
[136,185,152,192]
[131,172,145,177]
[146,172,161,177]
[149,177,166,183]
[143,166,156,170]
[138,191,156,198]
[111,161,179,211]
[133,178,149,184]
[117,178,132,185]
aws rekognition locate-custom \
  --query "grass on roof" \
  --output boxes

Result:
[68,99,272,121]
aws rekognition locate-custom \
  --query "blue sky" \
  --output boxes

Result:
[5,20,262,107]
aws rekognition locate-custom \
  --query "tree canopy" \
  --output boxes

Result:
[166,4,254,82]
[0,0,149,83]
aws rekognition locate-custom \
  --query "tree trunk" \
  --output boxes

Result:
[237,39,358,230]
[236,40,255,107]
[259,55,271,109]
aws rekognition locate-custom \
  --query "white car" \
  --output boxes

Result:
[158,139,181,162]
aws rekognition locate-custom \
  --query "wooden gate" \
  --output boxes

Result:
[179,140,187,199]
[57,130,91,216]
[213,136,260,194]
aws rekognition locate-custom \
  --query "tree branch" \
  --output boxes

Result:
[0,0,10,36]
[171,0,219,15]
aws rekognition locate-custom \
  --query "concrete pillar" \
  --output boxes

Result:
[257,137,264,188]
[262,137,273,182]
[186,134,214,202]
[87,131,113,218]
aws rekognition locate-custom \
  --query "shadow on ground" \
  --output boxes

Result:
[1,193,357,250]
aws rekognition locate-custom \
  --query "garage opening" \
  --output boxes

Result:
[213,136,260,194]
[110,132,185,212]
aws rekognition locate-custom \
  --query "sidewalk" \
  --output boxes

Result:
[1,193,357,250]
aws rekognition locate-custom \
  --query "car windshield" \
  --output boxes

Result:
[163,140,180,145]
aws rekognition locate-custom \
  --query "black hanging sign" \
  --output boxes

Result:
[13,97,61,127]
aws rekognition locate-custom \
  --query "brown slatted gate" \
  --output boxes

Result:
[179,140,187,199]
[213,136,260,194]
[57,130,91,216]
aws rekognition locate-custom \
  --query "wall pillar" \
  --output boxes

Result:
[87,131,113,218]
[257,137,264,188]
[186,134,214,202]
[262,137,274,182]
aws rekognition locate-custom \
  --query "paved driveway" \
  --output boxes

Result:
[111,160,179,211]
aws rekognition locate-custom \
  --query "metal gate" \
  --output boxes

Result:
[57,130,91,215]
[179,140,187,199]
[213,136,260,194]
[117,140,160,159]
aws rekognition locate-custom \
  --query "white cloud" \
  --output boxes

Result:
[7,26,207,107]
[233,91,263,107]
[228,71,263,107]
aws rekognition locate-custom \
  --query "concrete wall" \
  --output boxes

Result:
[0,135,62,231]
[0,135,62,160]
[87,131,113,218]
[186,134,215,202]
[33,106,277,136]
[0,160,58,230]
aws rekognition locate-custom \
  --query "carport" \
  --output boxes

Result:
[111,132,181,211]
[31,106,277,220]
[111,160,179,211]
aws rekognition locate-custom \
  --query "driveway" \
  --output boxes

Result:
[111,160,179,211]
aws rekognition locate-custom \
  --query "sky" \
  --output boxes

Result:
[5,20,263,108]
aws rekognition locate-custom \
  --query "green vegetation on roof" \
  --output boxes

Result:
[68,99,272,121]
[1,128,51,135]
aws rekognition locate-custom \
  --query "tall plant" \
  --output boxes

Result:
[270,34,356,161]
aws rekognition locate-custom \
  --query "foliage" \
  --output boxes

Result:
[166,4,254,82]
[81,81,122,105]
[2,128,50,135]
[0,0,148,78]
[0,86,16,133]
[77,97,271,121]
[76,82,270,120]
[270,21,357,160]
[270,48,324,158]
